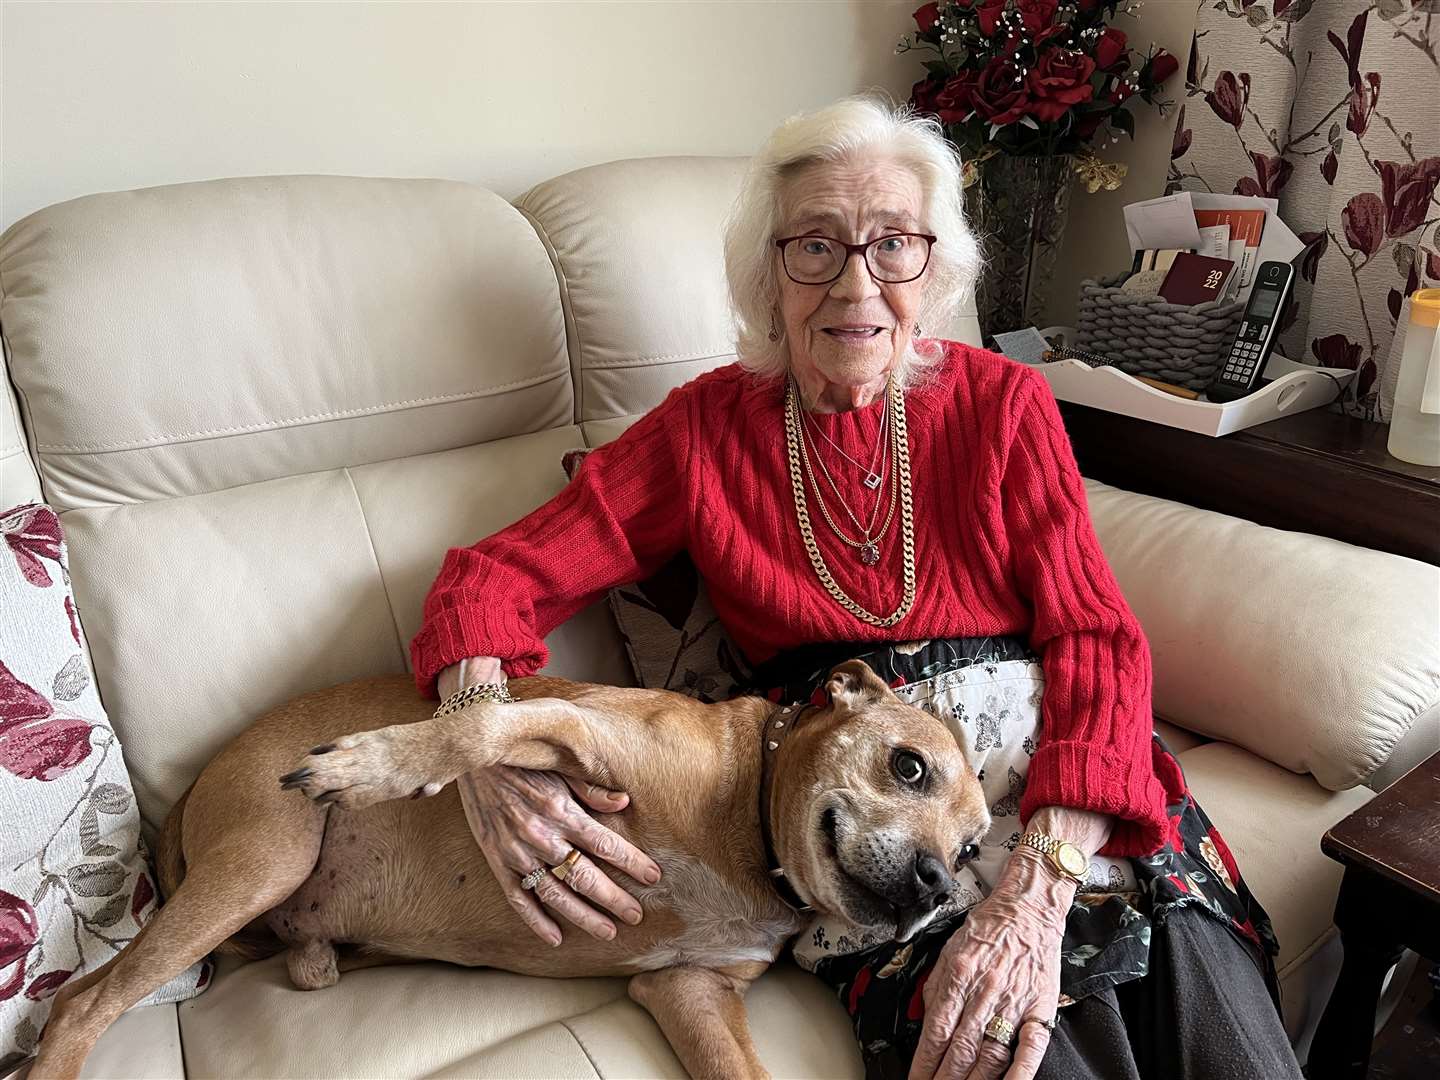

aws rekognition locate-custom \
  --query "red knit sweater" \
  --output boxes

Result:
[412,341,1176,856]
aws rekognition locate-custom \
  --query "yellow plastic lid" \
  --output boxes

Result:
[1412,288,1440,327]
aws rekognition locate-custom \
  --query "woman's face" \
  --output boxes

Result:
[775,157,929,397]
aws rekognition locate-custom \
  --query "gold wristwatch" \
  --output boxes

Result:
[1018,832,1090,884]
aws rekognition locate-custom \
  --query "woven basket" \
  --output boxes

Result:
[1074,275,1246,390]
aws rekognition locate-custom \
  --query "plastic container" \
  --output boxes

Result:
[1387,288,1440,466]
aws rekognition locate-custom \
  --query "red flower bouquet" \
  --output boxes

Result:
[901,1,1178,187]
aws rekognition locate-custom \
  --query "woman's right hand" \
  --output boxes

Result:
[439,658,662,947]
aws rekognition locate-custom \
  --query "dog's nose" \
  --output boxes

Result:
[912,849,954,908]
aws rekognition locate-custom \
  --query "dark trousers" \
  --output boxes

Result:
[1039,907,1303,1080]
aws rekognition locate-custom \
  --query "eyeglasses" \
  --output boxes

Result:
[774,233,937,286]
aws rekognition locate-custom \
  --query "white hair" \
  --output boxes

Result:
[723,95,981,388]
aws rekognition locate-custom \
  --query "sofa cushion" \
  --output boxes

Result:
[176,955,860,1079]
[1177,740,1372,1043]
[0,505,206,1073]
[0,350,40,508]
[1084,479,1440,792]
[61,428,631,832]
[0,176,572,510]
[517,157,749,424]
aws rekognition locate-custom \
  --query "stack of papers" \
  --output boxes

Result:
[1121,191,1303,305]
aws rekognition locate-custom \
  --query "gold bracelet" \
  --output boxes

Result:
[433,681,513,718]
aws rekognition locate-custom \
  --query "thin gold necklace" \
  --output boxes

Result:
[795,397,897,564]
[784,378,916,627]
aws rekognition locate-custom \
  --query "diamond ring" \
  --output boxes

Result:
[520,866,549,891]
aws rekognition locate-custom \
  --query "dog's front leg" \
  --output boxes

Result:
[280,698,603,810]
[629,964,770,1080]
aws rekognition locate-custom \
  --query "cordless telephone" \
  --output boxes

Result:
[1206,261,1296,402]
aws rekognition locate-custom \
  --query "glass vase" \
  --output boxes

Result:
[963,153,1075,338]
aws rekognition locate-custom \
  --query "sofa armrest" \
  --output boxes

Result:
[1084,479,1440,792]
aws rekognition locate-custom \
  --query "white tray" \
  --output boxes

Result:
[1025,340,1354,437]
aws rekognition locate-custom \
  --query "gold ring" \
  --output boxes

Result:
[983,1014,1016,1045]
[551,848,583,882]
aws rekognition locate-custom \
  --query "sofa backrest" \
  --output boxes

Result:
[0,173,640,828]
[3,162,1433,835]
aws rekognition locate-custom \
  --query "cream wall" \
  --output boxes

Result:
[0,0,922,231]
[1,0,1194,327]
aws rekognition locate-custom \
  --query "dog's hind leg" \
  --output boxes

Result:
[33,816,325,1079]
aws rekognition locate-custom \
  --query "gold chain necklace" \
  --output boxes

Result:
[784,378,916,628]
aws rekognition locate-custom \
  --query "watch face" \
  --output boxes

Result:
[1056,843,1089,879]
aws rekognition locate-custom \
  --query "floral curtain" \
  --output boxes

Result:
[1168,0,1440,421]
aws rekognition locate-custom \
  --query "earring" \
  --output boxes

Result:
[913,323,923,338]
[768,310,781,342]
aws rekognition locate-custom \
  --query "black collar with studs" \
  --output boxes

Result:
[758,700,819,914]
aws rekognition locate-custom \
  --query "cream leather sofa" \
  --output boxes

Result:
[2,159,1437,1079]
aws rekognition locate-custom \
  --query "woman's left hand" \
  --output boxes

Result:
[910,806,1111,1080]
[908,850,1070,1080]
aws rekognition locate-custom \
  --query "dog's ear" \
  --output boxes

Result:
[824,660,892,711]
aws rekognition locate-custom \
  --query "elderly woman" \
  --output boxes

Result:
[411,98,1300,1080]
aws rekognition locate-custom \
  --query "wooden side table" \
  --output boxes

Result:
[1056,402,1440,566]
[1308,752,1440,1079]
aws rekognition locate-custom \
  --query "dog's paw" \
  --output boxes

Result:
[279,726,447,810]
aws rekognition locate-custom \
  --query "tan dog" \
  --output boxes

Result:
[34,660,989,1080]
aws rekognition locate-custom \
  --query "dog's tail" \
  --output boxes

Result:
[155,780,283,961]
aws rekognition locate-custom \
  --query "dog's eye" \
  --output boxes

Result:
[955,843,980,869]
[891,749,926,786]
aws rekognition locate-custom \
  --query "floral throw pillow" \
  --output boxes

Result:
[561,450,752,701]
[0,504,209,1073]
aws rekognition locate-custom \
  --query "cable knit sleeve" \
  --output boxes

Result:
[1001,371,1171,857]
[409,386,694,696]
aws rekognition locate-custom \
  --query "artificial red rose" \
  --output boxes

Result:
[1342,192,1385,256]
[1076,111,1105,140]
[1016,0,1058,32]
[935,71,980,123]
[913,2,941,32]
[4,504,63,588]
[1,890,38,1001]
[1096,27,1128,71]
[0,659,94,781]
[977,0,1007,36]
[1310,333,1363,371]
[1236,150,1293,199]
[972,57,1032,126]
[1108,81,1134,106]
[1205,71,1247,129]
[911,75,945,116]
[1376,156,1440,239]
[1148,48,1179,86]
[1027,49,1096,122]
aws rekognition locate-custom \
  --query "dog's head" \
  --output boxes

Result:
[769,659,989,942]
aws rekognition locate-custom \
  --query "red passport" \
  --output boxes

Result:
[1159,252,1236,305]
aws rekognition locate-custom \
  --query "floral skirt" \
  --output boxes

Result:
[741,637,1281,1077]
